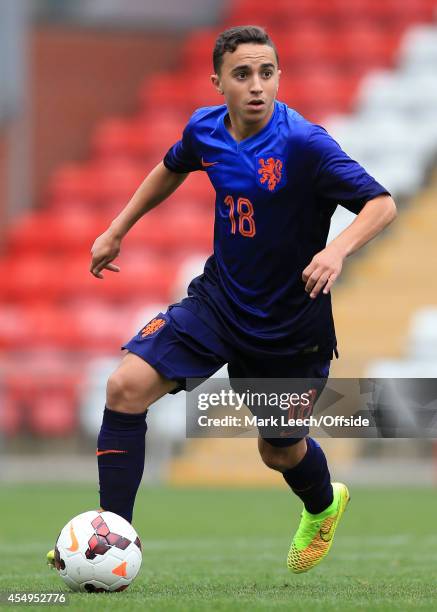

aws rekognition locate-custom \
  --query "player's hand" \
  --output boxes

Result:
[90,229,122,279]
[302,244,345,299]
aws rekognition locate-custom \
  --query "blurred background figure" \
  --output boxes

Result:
[1,0,436,487]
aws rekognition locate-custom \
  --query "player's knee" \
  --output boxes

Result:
[260,451,290,472]
[258,438,306,472]
[106,369,151,414]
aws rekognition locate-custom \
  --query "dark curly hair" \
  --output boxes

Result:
[213,25,279,74]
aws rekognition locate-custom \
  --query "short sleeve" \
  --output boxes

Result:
[306,125,390,214]
[163,118,203,174]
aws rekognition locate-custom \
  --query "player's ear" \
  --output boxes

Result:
[211,74,224,95]
[276,69,281,93]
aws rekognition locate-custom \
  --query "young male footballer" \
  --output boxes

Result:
[49,26,396,573]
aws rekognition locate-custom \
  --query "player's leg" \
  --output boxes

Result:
[258,432,349,571]
[98,308,228,524]
[229,356,335,512]
[229,355,349,572]
[47,352,171,569]
[97,351,178,524]
[106,350,178,414]
[48,308,228,568]
[258,436,333,515]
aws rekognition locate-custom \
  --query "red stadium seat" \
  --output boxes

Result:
[226,0,319,28]
[91,119,151,159]
[0,303,80,349]
[281,71,359,118]
[93,160,147,202]
[131,119,185,158]
[62,253,176,303]
[0,356,83,437]
[140,73,220,113]
[182,29,219,72]
[0,301,140,353]
[0,375,26,436]
[69,300,133,351]
[278,25,330,67]
[6,210,106,255]
[0,256,65,302]
[225,6,276,29]
[327,26,402,71]
[139,74,191,110]
[0,304,29,350]
[0,395,23,436]
[1,364,81,437]
[91,115,184,160]
[362,0,432,25]
[28,305,79,350]
[47,163,102,204]
[229,0,436,27]
[395,0,437,26]
[320,0,378,24]
[27,375,79,437]
[48,160,146,206]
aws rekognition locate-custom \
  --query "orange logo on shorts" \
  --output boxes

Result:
[141,318,166,337]
[258,157,283,191]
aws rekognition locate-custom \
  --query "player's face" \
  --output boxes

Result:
[212,43,281,128]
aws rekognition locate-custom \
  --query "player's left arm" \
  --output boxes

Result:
[303,194,397,298]
[303,124,397,299]
[302,194,397,298]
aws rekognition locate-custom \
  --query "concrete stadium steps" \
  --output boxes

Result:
[167,437,358,486]
[331,170,437,377]
[168,438,279,487]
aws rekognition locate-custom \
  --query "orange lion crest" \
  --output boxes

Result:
[258,157,283,191]
[141,318,166,337]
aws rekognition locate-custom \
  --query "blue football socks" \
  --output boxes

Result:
[97,406,147,523]
[282,437,334,514]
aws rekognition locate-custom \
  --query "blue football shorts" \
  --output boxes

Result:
[122,301,332,447]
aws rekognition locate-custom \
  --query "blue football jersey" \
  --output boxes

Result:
[163,101,389,358]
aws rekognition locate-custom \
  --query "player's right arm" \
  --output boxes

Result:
[90,162,188,278]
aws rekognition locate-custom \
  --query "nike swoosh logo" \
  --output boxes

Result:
[67,522,79,552]
[201,157,218,167]
[319,517,337,542]
[96,449,128,456]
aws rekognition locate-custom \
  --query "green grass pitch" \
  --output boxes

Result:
[0,484,436,611]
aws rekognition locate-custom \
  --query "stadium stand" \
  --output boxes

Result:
[331,167,437,378]
[1,1,436,446]
[408,308,437,360]
[366,307,437,378]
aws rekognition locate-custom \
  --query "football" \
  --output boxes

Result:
[53,510,142,592]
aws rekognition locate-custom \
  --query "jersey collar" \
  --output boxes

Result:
[219,100,278,151]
